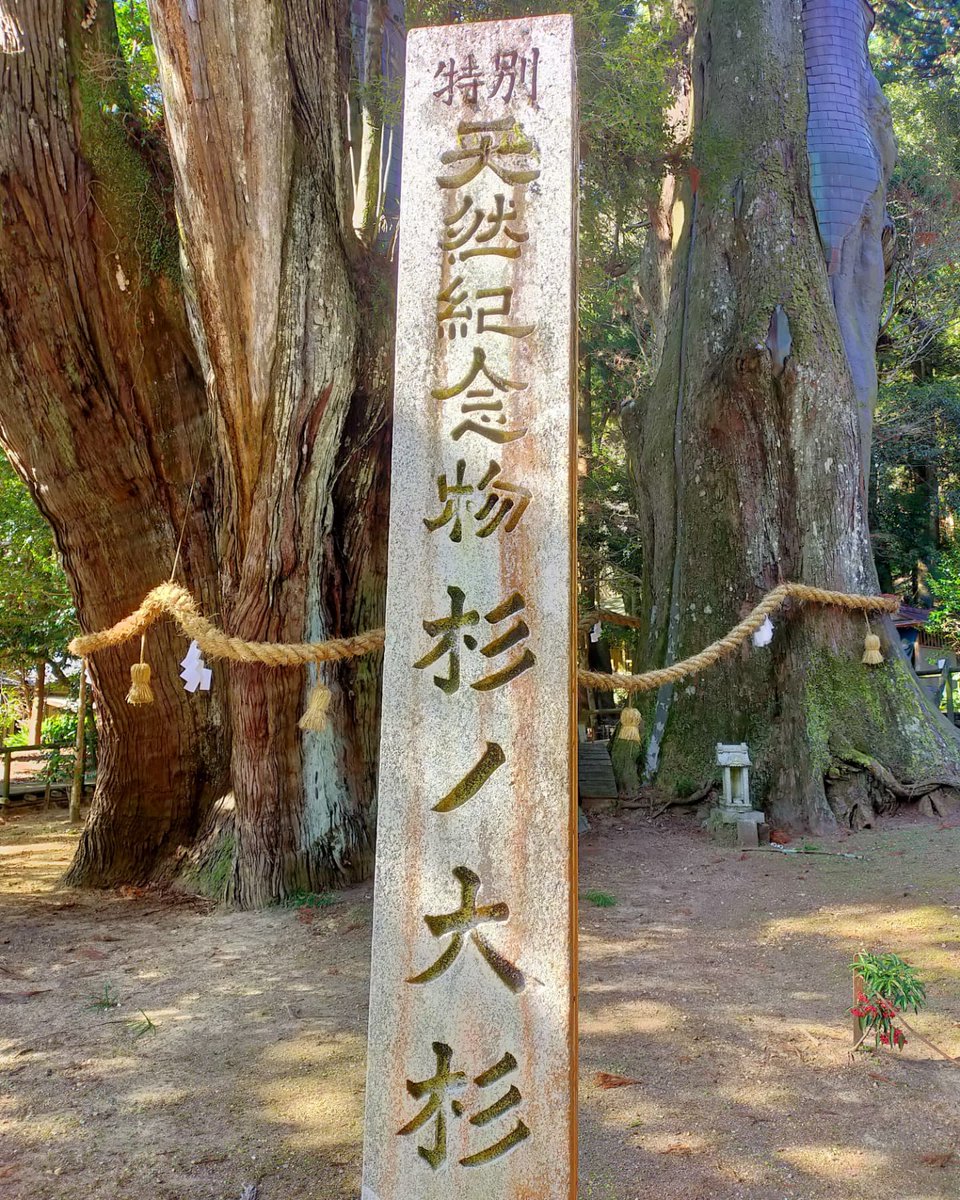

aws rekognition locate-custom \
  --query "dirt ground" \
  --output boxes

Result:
[2,804,959,1200]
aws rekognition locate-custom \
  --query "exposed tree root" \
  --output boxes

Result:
[827,749,960,830]
[646,778,718,821]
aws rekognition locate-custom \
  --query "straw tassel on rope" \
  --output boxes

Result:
[299,676,332,732]
[126,635,155,706]
[617,707,643,742]
[862,625,884,666]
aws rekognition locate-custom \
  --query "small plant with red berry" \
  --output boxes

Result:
[851,951,927,1052]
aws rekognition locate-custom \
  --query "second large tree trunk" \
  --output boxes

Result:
[627,0,960,829]
[148,0,390,904]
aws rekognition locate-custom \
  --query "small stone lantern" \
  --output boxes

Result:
[715,742,765,846]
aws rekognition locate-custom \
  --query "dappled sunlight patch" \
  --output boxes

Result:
[776,1142,890,1182]
[121,1083,192,1108]
[762,903,960,981]
[645,1130,714,1156]
[578,932,655,960]
[712,1073,800,1111]
[744,1013,848,1045]
[1,1110,79,1147]
[253,1031,366,1150]
[579,998,687,1037]
[588,1095,667,1132]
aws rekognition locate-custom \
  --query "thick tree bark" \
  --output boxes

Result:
[0,0,391,903]
[147,0,391,905]
[0,0,229,880]
[625,0,960,829]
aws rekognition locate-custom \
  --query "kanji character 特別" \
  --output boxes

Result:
[407,865,526,992]
[414,588,536,693]
[441,194,529,263]
[474,591,536,692]
[437,119,540,189]
[412,585,478,695]
[490,47,540,103]
[437,279,535,341]
[398,1043,531,1170]
[423,459,531,542]
[433,55,485,106]
[397,1041,467,1169]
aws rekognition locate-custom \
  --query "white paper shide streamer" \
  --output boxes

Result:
[752,616,774,648]
[180,640,212,693]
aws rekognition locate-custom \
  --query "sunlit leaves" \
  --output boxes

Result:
[0,452,76,672]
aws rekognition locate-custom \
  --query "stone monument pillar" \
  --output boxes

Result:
[361,15,578,1200]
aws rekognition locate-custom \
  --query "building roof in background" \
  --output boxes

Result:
[893,601,931,629]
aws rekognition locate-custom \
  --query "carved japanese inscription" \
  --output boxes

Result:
[361,16,577,1200]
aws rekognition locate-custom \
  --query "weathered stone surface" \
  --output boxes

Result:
[736,819,760,849]
[361,16,577,1200]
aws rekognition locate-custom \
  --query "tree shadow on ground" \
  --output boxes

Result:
[2,806,959,1199]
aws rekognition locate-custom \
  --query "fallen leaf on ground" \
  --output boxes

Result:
[594,1071,641,1089]
[920,1151,955,1168]
[0,964,30,979]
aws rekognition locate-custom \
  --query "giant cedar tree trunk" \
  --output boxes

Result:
[0,0,229,880]
[0,0,391,903]
[147,0,390,905]
[626,0,960,829]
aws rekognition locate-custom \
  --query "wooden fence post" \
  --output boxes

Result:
[69,671,87,824]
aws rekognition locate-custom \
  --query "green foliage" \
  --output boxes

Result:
[583,889,616,908]
[925,545,960,645]
[113,0,161,119]
[282,890,338,909]
[871,379,960,593]
[873,2,959,84]
[36,711,97,781]
[852,951,926,1052]
[874,5,960,380]
[128,1010,158,1039]
[0,451,75,674]
[87,983,121,1011]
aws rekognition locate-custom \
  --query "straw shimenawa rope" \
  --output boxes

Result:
[71,580,899,700]
[578,583,898,694]
[70,582,386,667]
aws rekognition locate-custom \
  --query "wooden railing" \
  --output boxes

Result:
[0,742,76,808]
[915,658,960,723]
